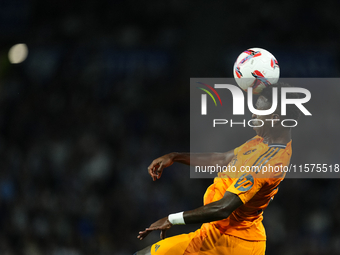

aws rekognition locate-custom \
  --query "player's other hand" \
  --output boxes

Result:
[137,217,172,240]
[148,153,175,181]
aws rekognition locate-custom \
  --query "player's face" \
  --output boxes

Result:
[251,96,279,136]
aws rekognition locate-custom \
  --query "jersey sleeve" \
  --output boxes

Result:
[226,173,265,204]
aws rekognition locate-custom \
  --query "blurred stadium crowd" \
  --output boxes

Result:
[0,0,340,254]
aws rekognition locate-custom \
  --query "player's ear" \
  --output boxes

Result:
[272,113,280,126]
[272,113,280,120]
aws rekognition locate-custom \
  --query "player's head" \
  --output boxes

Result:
[251,82,301,137]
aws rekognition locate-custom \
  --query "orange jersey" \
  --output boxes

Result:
[150,223,265,255]
[203,136,292,241]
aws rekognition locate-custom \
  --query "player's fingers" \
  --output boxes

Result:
[148,159,161,171]
[148,165,157,181]
[160,229,167,239]
[137,229,151,240]
[148,161,158,174]
[156,163,164,179]
[146,226,162,231]
[148,164,156,177]
[152,166,158,175]
[137,230,146,237]
[157,169,163,179]
[148,161,156,171]
[152,166,158,181]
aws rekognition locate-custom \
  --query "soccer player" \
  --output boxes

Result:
[135,84,300,255]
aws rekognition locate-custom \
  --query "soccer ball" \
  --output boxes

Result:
[233,48,280,94]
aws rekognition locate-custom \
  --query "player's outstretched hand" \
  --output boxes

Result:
[137,217,172,240]
[148,153,175,181]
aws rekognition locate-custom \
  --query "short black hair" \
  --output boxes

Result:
[260,82,301,120]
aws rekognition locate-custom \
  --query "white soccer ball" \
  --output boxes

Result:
[233,48,280,94]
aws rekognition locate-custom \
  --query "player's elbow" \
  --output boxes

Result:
[216,204,235,219]
[208,201,235,220]
[217,192,243,218]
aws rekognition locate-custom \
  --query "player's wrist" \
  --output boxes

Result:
[168,211,185,225]
[169,152,179,161]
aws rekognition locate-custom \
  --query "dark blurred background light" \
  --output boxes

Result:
[8,44,28,64]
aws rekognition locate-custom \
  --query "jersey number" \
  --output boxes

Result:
[234,173,254,191]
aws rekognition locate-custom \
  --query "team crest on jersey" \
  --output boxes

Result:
[243,149,257,155]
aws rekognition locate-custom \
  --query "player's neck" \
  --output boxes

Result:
[262,128,291,145]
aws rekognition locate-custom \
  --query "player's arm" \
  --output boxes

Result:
[137,191,242,240]
[148,150,235,181]
[182,191,242,224]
